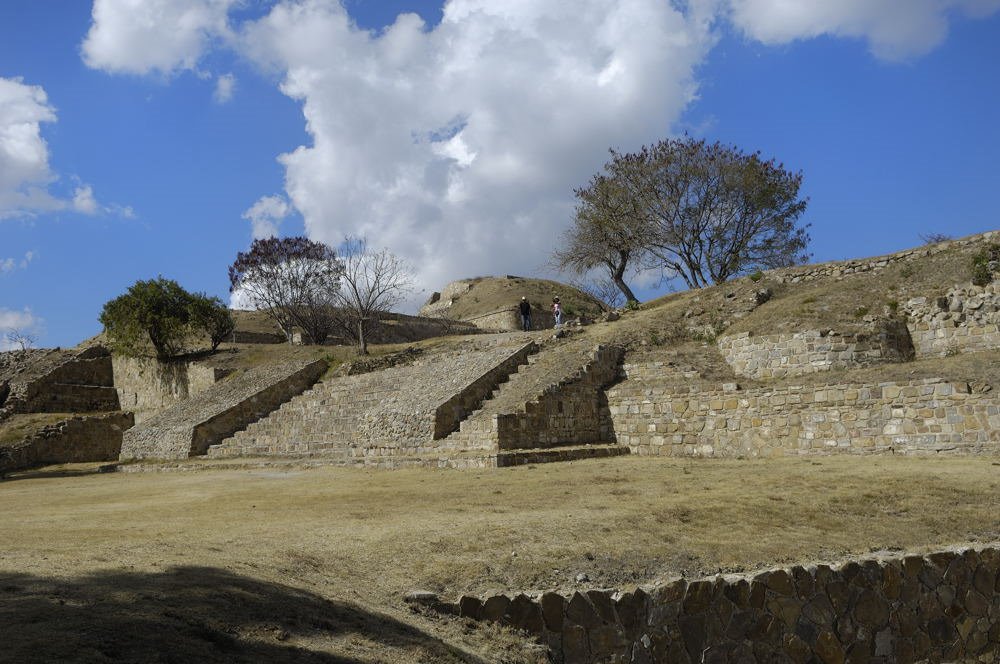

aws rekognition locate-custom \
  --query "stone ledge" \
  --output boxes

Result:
[440,543,1000,664]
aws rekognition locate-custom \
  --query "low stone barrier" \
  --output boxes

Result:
[119,359,327,460]
[609,378,1000,457]
[717,323,913,380]
[442,544,1000,664]
[0,413,134,472]
[768,230,999,285]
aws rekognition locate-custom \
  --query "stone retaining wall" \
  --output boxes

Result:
[904,282,1000,358]
[442,544,1000,664]
[1,347,119,418]
[493,345,624,450]
[768,230,999,285]
[464,307,557,332]
[0,413,134,472]
[112,356,229,422]
[608,378,1000,457]
[119,359,327,460]
[717,323,913,380]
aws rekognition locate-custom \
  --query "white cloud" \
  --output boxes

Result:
[0,251,35,275]
[0,77,62,219]
[82,0,237,75]
[236,0,717,305]
[214,72,237,103]
[72,184,99,214]
[80,0,1000,308]
[0,77,125,220]
[726,0,1000,60]
[242,194,290,239]
[0,307,42,350]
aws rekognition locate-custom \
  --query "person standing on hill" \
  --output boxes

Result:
[552,297,562,328]
[519,296,532,331]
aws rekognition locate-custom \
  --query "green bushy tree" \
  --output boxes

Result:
[100,277,233,358]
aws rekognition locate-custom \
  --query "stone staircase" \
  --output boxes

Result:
[206,341,537,461]
[440,339,629,462]
[1,347,120,419]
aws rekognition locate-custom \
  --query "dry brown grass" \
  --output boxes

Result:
[1,455,998,662]
[0,413,87,445]
[432,276,606,321]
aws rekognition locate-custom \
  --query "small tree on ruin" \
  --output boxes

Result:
[332,237,413,355]
[571,137,810,291]
[228,237,344,344]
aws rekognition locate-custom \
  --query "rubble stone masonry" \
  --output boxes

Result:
[0,412,134,472]
[444,544,1000,664]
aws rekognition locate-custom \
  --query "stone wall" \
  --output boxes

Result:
[608,378,1000,457]
[493,345,623,450]
[0,413,134,472]
[1,347,119,418]
[768,230,999,285]
[119,359,327,461]
[717,322,913,380]
[904,282,1000,358]
[464,307,557,332]
[112,356,229,422]
[441,544,1000,664]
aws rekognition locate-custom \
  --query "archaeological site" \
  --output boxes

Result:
[2,232,999,664]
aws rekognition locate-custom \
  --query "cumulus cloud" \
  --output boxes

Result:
[235,0,716,303]
[81,0,1000,306]
[242,194,291,239]
[214,72,237,103]
[82,0,236,75]
[0,77,62,219]
[0,77,124,220]
[726,0,1000,60]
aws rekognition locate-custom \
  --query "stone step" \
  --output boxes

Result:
[495,443,630,467]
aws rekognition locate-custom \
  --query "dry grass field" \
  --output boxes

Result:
[2,455,998,663]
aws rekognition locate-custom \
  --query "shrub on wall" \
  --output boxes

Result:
[971,243,1000,286]
[100,277,234,359]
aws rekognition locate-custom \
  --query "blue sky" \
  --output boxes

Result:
[1,0,998,348]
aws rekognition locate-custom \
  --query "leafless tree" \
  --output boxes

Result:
[333,237,413,355]
[919,232,952,245]
[570,277,623,311]
[4,329,37,351]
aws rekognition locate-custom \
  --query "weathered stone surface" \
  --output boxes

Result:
[481,594,510,622]
[0,412,133,472]
[445,545,1000,664]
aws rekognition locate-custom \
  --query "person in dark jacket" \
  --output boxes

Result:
[519,297,531,331]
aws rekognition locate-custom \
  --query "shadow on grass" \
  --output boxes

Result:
[0,566,485,664]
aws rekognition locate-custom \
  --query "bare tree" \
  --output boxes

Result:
[553,174,646,305]
[4,329,37,351]
[228,237,343,344]
[607,137,810,288]
[333,237,413,355]
[920,232,952,245]
[570,277,623,311]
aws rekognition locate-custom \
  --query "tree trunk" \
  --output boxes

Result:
[610,251,639,305]
[358,318,367,355]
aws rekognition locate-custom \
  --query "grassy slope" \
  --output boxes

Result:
[432,276,607,321]
[0,456,997,662]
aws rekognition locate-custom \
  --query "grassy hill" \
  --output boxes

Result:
[420,275,608,321]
